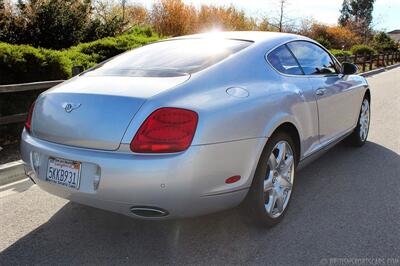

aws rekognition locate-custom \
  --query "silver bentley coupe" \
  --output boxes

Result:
[21,31,370,226]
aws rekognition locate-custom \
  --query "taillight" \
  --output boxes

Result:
[130,107,198,153]
[25,101,35,133]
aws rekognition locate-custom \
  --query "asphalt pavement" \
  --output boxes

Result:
[1,67,399,265]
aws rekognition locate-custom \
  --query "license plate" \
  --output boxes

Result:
[46,157,81,189]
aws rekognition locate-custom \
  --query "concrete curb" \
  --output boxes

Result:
[0,160,26,186]
[361,63,400,77]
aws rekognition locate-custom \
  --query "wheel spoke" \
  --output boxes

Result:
[264,175,274,192]
[276,143,286,166]
[281,155,294,175]
[268,153,278,170]
[280,176,292,189]
[361,103,367,113]
[265,191,277,214]
[275,190,285,212]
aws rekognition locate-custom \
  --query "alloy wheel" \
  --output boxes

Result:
[359,99,370,142]
[264,141,295,218]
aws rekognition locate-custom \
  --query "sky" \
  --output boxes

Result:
[133,0,399,31]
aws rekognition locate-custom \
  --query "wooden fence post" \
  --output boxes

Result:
[382,53,386,67]
[362,53,366,72]
[369,54,373,71]
[387,53,389,65]
[376,54,380,67]
[72,66,84,76]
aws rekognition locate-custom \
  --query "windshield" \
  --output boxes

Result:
[84,39,252,77]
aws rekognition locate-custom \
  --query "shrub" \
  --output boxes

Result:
[325,26,360,50]
[196,5,257,32]
[372,32,399,53]
[304,23,360,50]
[351,44,376,55]
[62,49,95,70]
[0,27,162,132]
[72,28,161,63]
[0,27,161,85]
[150,0,197,36]
[0,43,72,117]
[0,43,71,84]
[316,37,332,49]
[330,49,352,57]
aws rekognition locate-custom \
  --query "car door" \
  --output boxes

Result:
[266,44,320,158]
[287,41,359,145]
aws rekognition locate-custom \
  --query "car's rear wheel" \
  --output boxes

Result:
[346,97,370,147]
[243,131,297,227]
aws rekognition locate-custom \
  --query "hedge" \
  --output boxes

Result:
[70,29,160,64]
[330,49,352,57]
[0,43,72,84]
[0,27,162,128]
[350,45,376,55]
[0,27,162,85]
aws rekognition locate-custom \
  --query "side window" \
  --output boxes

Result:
[287,41,338,75]
[267,45,303,75]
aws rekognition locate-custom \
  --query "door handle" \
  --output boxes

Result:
[316,88,326,96]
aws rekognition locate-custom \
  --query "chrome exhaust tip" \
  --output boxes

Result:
[130,206,169,218]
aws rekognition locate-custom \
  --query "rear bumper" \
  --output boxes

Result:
[21,129,266,219]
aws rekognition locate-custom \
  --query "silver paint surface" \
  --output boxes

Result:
[21,31,368,218]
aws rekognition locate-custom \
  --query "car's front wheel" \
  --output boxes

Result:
[243,131,297,227]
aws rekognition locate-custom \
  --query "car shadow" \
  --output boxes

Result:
[1,141,400,265]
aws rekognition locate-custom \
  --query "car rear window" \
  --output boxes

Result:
[267,45,303,75]
[85,39,252,77]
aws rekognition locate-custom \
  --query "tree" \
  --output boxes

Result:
[267,0,295,32]
[338,0,376,43]
[372,32,399,52]
[13,0,93,49]
[277,0,286,32]
[150,0,196,36]
[196,5,256,32]
[338,0,351,27]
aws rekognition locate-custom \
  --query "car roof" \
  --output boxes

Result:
[172,31,305,44]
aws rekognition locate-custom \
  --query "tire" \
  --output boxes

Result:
[346,96,370,147]
[242,131,297,227]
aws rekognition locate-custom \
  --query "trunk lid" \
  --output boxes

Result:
[32,75,189,150]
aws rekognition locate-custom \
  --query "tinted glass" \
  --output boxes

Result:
[287,41,338,75]
[85,39,252,77]
[267,45,303,75]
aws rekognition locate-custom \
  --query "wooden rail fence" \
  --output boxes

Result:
[336,51,400,73]
[1,51,400,126]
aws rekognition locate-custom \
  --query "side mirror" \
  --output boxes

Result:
[342,62,358,75]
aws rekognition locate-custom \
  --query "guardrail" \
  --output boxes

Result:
[0,80,63,125]
[0,51,399,127]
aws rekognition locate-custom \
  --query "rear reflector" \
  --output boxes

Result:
[25,101,35,133]
[225,175,241,184]
[130,107,198,153]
